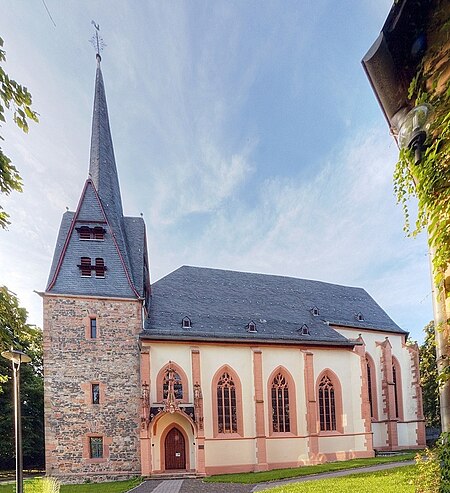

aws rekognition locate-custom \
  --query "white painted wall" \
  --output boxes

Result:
[266,437,309,464]
[261,347,305,436]
[372,422,387,448]
[205,439,255,467]
[313,349,364,435]
[334,329,416,420]
[142,336,419,471]
[199,344,255,438]
[318,434,366,456]
[398,422,418,448]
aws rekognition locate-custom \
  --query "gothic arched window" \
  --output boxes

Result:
[392,356,403,420]
[212,366,243,436]
[156,362,189,403]
[217,372,237,433]
[163,369,183,400]
[318,374,337,432]
[366,353,378,420]
[271,372,290,432]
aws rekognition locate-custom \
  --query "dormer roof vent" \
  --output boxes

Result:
[247,321,257,333]
[310,306,319,316]
[356,312,365,322]
[182,316,191,329]
[299,324,310,335]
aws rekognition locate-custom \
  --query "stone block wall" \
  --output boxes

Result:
[43,294,143,483]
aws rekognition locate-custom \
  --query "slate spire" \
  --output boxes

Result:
[87,54,138,291]
[45,54,151,301]
[89,54,124,218]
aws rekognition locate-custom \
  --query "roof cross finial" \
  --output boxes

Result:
[90,21,106,62]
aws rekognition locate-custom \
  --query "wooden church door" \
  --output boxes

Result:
[164,427,186,470]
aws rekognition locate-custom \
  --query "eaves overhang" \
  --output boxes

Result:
[139,332,357,348]
[326,319,407,335]
[362,0,432,133]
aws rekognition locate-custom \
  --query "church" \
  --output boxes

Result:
[42,54,425,483]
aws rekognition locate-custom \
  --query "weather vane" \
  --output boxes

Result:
[90,21,106,60]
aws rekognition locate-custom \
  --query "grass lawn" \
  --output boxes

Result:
[262,465,416,492]
[0,477,142,493]
[205,452,416,483]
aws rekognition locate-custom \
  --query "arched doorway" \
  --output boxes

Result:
[164,427,186,470]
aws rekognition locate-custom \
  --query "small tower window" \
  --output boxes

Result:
[311,306,319,316]
[92,383,100,404]
[247,321,257,332]
[95,258,106,278]
[90,317,97,339]
[93,227,105,240]
[299,324,310,335]
[78,226,91,240]
[182,316,191,329]
[76,226,106,240]
[89,437,103,459]
[356,312,364,322]
[80,257,92,277]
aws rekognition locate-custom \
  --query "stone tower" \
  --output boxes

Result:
[42,54,150,482]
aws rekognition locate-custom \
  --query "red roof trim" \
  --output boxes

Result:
[46,179,141,299]
[46,180,91,291]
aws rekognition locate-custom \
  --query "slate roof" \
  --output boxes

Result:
[123,215,148,296]
[88,60,134,284]
[46,211,75,288]
[143,266,406,345]
[46,183,144,299]
[45,58,149,302]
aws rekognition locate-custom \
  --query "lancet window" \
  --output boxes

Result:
[271,372,290,432]
[217,372,237,433]
[318,375,336,431]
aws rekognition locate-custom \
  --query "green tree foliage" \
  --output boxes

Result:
[0,36,43,470]
[392,6,450,392]
[0,287,44,469]
[0,35,38,229]
[414,432,450,493]
[440,431,450,492]
[415,447,440,493]
[420,321,441,428]
[0,285,39,384]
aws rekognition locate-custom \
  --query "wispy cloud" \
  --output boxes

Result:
[148,126,431,340]
[0,1,433,344]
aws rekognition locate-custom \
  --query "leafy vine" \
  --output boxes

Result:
[393,42,450,289]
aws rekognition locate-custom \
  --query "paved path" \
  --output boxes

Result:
[130,460,414,493]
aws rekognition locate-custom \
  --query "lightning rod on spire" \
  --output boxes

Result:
[90,21,106,62]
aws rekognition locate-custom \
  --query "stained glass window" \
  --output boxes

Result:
[271,373,290,432]
[217,372,237,433]
[318,375,336,431]
[163,370,183,400]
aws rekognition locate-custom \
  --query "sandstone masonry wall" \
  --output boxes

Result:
[43,295,142,483]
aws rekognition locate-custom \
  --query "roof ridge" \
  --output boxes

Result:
[173,264,366,291]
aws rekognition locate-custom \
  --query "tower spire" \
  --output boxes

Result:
[88,23,123,219]
[45,24,150,305]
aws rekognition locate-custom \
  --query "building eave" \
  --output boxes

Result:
[139,332,356,348]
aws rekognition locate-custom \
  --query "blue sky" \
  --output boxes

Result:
[0,1,433,342]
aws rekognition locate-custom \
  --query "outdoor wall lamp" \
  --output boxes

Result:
[1,347,31,493]
[397,103,433,165]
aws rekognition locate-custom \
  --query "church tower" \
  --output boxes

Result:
[43,53,150,482]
